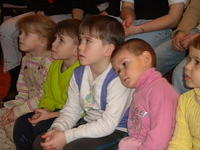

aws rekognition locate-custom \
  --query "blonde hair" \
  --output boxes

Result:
[17,14,56,50]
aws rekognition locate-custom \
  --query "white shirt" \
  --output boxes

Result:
[51,64,133,143]
[121,0,188,5]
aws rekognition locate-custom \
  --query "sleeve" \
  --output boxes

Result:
[174,0,200,34]
[168,0,188,5]
[55,77,132,143]
[13,96,41,117]
[167,95,193,150]
[50,74,83,131]
[13,55,53,117]
[15,56,29,102]
[38,64,56,111]
[121,0,134,3]
[138,83,179,150]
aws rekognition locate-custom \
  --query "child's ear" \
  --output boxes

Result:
[105,44,115,56]
[72,46,78,57]
[141,51,152,67]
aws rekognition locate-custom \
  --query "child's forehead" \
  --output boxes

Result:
[79,33,100,40]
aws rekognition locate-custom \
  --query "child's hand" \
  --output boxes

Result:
[28,108,51,125]
[40,129,66,150]
[0,108,16,127]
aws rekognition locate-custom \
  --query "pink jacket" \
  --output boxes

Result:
[119,68,179,150]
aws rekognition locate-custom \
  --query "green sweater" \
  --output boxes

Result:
[38,60,80,111]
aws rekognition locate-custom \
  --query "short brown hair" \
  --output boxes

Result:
[79,15,125,46]
[17,14,56,50]
[55,19,81,45]
[112,38,156,67]
[191,35,200,49]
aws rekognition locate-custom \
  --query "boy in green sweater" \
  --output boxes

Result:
[13,19,81,150]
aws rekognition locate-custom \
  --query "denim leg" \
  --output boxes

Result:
[155,39,186,75]
[172,58,191,94]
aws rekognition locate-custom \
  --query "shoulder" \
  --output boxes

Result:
[179,89,195,104]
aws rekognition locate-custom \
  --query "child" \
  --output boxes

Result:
[167,35,200,150]
[111,39,179,150]
[33,15,132,150]
[13,19,81,150]
[0,14,55,150]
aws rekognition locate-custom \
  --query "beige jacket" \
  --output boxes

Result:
[175,0,200,34]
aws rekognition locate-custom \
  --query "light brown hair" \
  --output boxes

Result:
[55,19,81,45]
[17,14,56,50]
[79,15,125,46]
[112,38,156,67]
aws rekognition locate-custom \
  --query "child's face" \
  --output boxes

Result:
[78,34,111,66]
[112,49,148,88]
[184,46,200,88]
[52,34,77,60]
[19,30,46,52]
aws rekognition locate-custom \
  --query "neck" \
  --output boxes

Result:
[29,48,49,57]
[90,57,111,79]
[62,56,77,72]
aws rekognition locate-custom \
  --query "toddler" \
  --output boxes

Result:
[112,39,179,150]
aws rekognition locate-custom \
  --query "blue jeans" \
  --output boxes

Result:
[172,58,191,94]
[155,39,186,75]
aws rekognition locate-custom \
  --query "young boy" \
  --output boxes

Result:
[111,39,179,150]
[13,19,81,150]
[33,15,132,150]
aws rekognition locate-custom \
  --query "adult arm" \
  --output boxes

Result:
[123,1,185,35]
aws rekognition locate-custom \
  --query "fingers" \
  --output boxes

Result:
[41,130,55,139]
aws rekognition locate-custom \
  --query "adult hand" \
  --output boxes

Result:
[181,33,200,49]
[172,31,187,51]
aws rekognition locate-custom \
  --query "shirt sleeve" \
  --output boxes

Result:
[51,76,132,143]
[15,56,29,101]
[167,95,193,150]
[168,0,188,5]
[138,82,179,150]
[173,0,200,34]
[121,0,134,3]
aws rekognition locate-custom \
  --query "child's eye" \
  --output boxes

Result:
[122,62,127,67]
[194,59,200,65]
